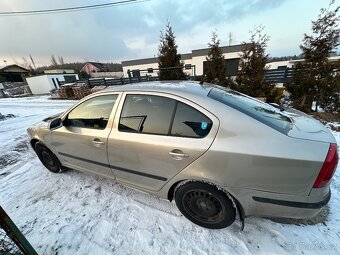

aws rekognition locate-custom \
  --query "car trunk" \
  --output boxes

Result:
[285,108,336,144]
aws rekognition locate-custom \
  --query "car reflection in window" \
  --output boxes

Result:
[119,115,147,132]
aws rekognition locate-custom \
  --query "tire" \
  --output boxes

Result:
[175,182,236,229]
[35,142,62,173]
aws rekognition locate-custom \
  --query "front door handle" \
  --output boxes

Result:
[92,138,104,147]
[169,149,189,160]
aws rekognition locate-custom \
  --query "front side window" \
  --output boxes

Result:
[119,94,176,135]
[67,94,118,129]
[171,102,212,138]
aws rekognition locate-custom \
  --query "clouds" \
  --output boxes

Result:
[0,0,324,66]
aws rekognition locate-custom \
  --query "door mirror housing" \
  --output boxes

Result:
[50,118,63,130]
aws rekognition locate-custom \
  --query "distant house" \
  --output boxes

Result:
[0,64,30,82]
[121,44,252,78]
[80,62,108,75]
[26,73,79,95]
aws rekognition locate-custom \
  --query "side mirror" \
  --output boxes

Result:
[50,118,63,130]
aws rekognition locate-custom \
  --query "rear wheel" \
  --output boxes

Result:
[175,182,236,229]
[35,142,62,173]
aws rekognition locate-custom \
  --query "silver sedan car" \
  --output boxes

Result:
[27,81,338,229]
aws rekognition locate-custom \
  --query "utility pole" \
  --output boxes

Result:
[228,32,233,46]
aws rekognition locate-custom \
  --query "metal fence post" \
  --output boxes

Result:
[0,206,38,255]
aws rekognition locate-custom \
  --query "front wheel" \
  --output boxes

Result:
[35,142,62,173]
[175,182,236,229]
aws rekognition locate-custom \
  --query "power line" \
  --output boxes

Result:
[0,0,148,16]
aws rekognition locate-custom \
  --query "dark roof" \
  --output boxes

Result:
[87,62,106,71]
[181,53,192,60]
[121,44,250,67]
[192,43,252,57]
[122,57,158,66]
[0,64,30,73]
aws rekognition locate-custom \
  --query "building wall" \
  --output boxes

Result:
[122,51,242,77]
[191,52,241,75]
[266,60,295,70]
[266,56,340,70]
[26,74,79,94]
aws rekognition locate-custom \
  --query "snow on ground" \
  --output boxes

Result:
[0,96,340,255]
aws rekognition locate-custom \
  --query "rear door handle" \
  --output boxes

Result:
[169,150,189,160]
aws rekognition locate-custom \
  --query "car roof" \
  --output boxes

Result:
[102,81,214,98]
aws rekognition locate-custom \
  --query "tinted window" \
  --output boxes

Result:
[119,94,176,135]
[208,86,292,134]
[171,102,212,138]
[67,95,118,129]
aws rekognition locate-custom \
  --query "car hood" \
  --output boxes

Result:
[285,108,336,144]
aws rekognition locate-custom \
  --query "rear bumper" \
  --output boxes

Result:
[252,190,330,209]
[231,186,331,219]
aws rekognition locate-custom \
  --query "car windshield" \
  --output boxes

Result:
[208,86,292,134]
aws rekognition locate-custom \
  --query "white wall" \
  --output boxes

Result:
[266,60,294,70]
[26,74,79,95]
[122,51,243,77]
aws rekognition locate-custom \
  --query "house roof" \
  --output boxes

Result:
[191,43,252,57]
[0,64,30,73]
[87,62,106,70]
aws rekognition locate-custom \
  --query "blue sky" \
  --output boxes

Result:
[0,0,336,66]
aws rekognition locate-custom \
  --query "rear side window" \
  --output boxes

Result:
[208,87,292,134]
[67,95,118,129]
[171,102,212,138]
[119,94,176,135]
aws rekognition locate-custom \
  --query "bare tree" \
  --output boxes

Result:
[58,56,65,66]
[29,54,36,70]
[51,55,58,67]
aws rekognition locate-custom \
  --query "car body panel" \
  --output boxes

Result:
[107,91,219,191]
[50,93,122,178]
[285,108,336,143]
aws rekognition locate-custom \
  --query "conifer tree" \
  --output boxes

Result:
[286,0,340,112]
[205,31,225,85]
[233,26,272,97]
[158,22,185,80]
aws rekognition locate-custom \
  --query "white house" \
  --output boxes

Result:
[26,73,79,95]
[266,56,340,70]
[121,44,251,78]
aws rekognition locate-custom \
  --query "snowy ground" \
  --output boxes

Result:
[0,96,340,255]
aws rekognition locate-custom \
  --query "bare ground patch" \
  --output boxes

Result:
[0,136,31,173]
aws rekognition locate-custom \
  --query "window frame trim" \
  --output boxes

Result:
[60,92,122,131]
[117,92,213,139]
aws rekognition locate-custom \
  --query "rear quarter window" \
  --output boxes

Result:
[171,102,212,138]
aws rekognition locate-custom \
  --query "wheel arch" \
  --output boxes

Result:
[167,179,245,219]
[30,138,40,150]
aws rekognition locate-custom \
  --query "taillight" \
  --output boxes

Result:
[313,143,338,188]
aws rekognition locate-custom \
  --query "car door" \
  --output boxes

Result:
[51,93,121,179]
[107,92,219,191]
